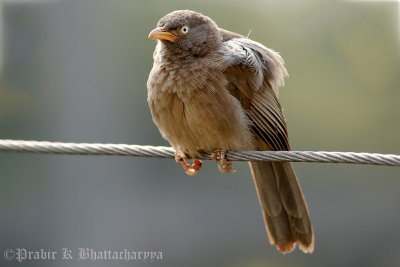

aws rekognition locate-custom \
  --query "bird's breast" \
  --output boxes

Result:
[147,62,255,156]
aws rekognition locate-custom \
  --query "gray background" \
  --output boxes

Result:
[0,0,399,266]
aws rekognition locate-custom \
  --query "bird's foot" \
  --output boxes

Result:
[175,152,202,176]
[211,149,235,173]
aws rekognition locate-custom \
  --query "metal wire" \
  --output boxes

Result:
[0,139,399,166]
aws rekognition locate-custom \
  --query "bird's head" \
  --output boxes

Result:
[148,10,222,58]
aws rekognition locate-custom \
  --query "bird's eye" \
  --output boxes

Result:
[180,25,190,35]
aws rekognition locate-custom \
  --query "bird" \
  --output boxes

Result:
[147,10,314,254]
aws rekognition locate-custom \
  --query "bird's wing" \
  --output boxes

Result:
[218,28,244,41]
[222,37,290,151]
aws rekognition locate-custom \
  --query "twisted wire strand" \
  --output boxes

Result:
[0,139,399,166]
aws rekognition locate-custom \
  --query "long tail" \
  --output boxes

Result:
[249,161,314,253]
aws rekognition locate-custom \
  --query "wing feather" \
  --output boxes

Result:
[222,36,290,151]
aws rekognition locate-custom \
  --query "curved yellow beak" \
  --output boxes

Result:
[148,27,180,42]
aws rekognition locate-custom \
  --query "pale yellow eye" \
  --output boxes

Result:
[180,25,190,35]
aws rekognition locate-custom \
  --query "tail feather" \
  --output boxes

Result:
[249,161,314,253]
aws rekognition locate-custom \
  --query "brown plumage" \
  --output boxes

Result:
[147,10,314,253]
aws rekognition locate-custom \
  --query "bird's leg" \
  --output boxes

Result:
[175,152,202,176]
[211,149,235,173]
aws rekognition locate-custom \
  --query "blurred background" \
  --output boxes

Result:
[0,0,399,266]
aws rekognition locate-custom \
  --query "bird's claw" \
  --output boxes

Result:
[211,149,236,173]
[184,160,202,175]
[175,153,202,176]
